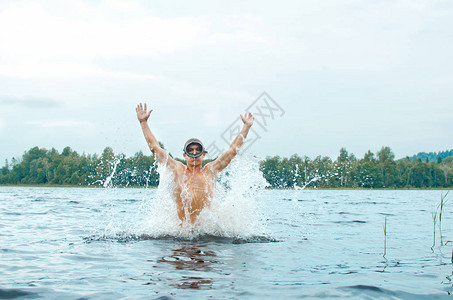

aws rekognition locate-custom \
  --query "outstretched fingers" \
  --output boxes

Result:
[240,112,253,120]
[136,102,149,112]
[240,112,254,126]
[136,102,153,122]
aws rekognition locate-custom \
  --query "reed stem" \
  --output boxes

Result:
[431,209,438,251]
[439,191,450,246]
[383,216,387,258]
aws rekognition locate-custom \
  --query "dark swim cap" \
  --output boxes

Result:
[183,138,208,158]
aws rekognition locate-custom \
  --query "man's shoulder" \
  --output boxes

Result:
[202,163,217,176]
[173,161,186,172]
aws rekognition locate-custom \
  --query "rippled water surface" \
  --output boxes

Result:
[1,187,453,299]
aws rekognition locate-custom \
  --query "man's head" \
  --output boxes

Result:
[183,138,208,161]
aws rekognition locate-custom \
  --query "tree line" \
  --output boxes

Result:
[260,147,453,188]
[1,146,452,188]
[407,149,453,163]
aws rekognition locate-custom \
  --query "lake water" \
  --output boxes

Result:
[1,186,453,299]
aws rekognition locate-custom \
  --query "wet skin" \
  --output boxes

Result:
[173,144,215,223]
[136,103,254,224]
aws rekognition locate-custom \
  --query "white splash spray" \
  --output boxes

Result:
[135,152,269,240]
[103,159,120,188]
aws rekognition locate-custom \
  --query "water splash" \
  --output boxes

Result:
[103,159,120,188]
[287,164,321,236]
[292,164,321,192]
[88,158,121,187]
[94,152,270,241]
[295,176,320,191]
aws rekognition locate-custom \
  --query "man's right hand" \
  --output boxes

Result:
[136,103,152,123]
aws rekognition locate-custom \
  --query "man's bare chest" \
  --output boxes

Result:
[184,173,208,191]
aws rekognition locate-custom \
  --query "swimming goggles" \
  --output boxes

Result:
[184,143,204,158]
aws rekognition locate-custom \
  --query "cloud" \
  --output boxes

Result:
[0,1,215,80]
[0,96,60,108]
[26,120,92,128]
[0,62,156,80]
[0,1,206,61]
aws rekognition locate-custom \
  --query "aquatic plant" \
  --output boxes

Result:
[431,191,451,252]
[431,207,438,251]
[438,191,449,245]
[383,217,387,258]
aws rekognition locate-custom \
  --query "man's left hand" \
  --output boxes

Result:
[241,112,254,128]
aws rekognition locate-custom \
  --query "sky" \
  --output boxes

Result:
[1,0,452,164]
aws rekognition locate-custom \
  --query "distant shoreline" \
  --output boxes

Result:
[0,184,449,191]
[0,184,157,189]
[265,187,450,190]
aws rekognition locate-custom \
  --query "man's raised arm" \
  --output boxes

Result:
[207,113,254,174]
[136,103,179,168]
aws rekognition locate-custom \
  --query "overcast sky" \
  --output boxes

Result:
[1,0,452,164]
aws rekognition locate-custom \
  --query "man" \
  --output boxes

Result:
[136,103,254,224]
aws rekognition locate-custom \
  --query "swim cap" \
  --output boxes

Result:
[183,138,208,157]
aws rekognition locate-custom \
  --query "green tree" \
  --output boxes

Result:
[409,159,432,187]
[396,157,412,188]
[1,159,9,175]
[310,155,333,188]
[377,146,397,188]
[333,148,356,187]
[439,157,453,186]
[430,162,445,188]
[92,147,117,186]
[356,150,383,188]
[259,156,282,187]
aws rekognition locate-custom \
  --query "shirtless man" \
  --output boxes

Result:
[136,103,255,224]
